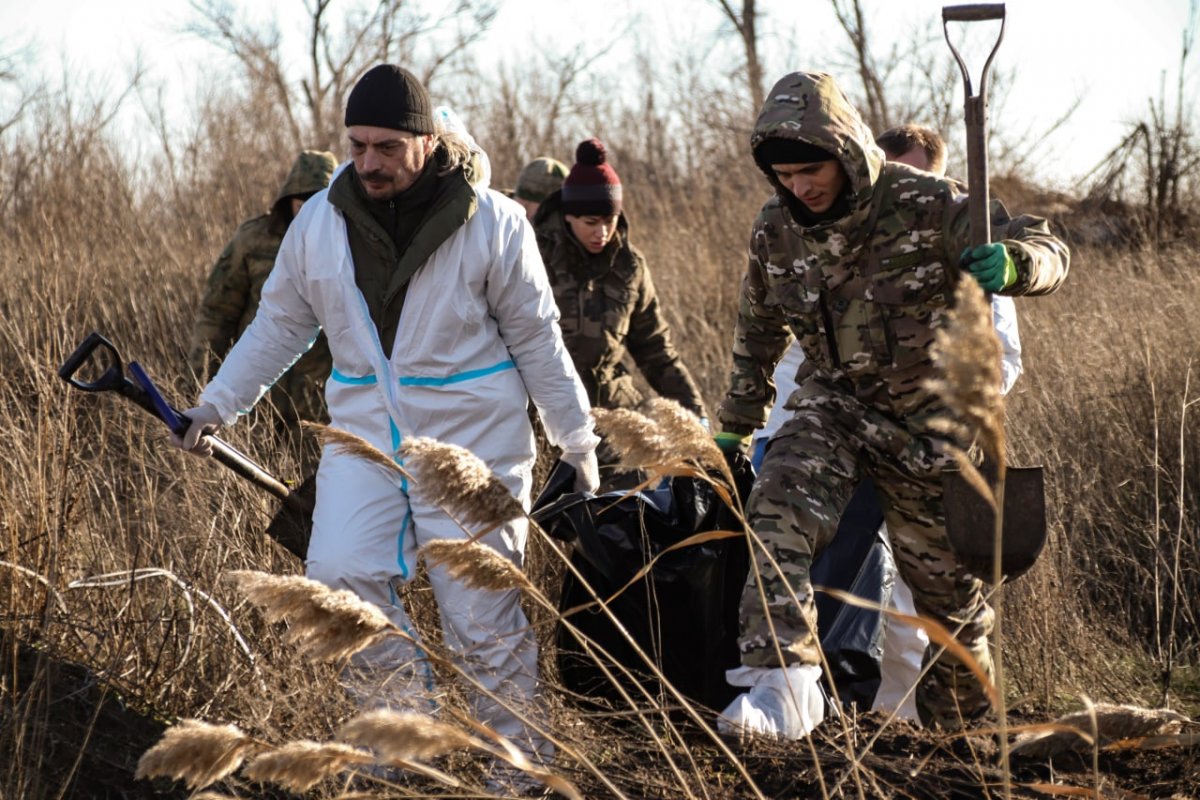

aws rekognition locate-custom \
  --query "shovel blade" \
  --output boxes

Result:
[264,473,315,560]
[942,465,1046,581]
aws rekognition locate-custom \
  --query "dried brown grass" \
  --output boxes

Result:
[242,741,373,792]
[1010,703,1193,759]
[339,709,477,761]
[2,54,1199,799]
[420,539,529,592]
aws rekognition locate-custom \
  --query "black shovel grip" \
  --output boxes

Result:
[942,3,1005,22]
[58,332,312,516]
[58,332,124,392]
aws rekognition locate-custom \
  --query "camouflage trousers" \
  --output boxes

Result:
[267,366,329,476]
[740,389,994,728]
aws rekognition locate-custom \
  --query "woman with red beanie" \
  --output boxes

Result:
[532,138,704,454]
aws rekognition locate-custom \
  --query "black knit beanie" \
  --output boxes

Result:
[754,137,836,167]
[344,64,436,134]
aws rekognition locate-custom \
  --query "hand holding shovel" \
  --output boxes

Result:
[58,332,313,559]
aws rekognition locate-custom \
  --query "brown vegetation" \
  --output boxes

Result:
[2,4,1200,798]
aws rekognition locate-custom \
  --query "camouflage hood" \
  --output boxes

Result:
[751,72,885,230]
[274,150,338,207]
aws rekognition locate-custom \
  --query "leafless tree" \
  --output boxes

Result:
[0,37,39,137]
[711,0,766,114]
[828,0,894,131]
[1085,1,1199,245]
[186,0,498,150]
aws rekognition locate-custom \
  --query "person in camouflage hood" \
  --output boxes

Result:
[512,156,568,220]
[715,71,1069,733]
[188,149,338,433]
[533,138,705,423]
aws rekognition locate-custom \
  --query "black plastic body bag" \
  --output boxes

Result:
[532,458,893,712]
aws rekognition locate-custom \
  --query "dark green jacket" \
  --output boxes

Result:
[532,191,704,416]
[327,148,479,355]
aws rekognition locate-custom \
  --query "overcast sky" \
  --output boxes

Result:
[7,0,1197,186]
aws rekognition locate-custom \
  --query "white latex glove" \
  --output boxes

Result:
[560,449,599,494]
[170,403,223,457]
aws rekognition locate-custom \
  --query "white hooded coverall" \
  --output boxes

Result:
[200,177,598,759]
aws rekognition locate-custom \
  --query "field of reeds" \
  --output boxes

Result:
[2,71,1199,799]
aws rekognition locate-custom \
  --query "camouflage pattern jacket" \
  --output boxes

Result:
[718,72,1069,460]
[188,152,335,423]
[533,191,705,416]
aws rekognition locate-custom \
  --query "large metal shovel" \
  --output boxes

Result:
[940,3,1047,581]
[58,332,313,559]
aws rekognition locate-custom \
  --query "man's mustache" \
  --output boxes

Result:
[356,169,392,183]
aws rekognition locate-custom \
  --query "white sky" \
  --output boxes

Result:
[6,0,1197,186]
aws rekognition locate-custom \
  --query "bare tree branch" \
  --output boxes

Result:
[185,0,497,150]
[710,0,765,113]
[830,0,890,131]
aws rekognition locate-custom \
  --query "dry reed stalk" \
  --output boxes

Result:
[302,421,408,478]
[1010,703,1191,759]
[226,570,396,662]
[134,719,259,789]
[420,539,529,592]
[242,741,373,792]
[925,275,1011,795]
[339,709,477,761]
[401,437,524,529]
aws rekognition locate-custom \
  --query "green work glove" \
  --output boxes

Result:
[714,431,751,454]
[960,243,1017,292]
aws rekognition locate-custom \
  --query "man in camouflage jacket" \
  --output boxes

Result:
[716,71,1069,730]
[188,150,337,428]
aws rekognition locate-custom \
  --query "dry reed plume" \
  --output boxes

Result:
[134,719,259,789]
[1011,703,1192,759]
[926,276,1006,471]
[641,398,729,473]
[302,421,408,478]
[225,570,396,661]
[242,741,374,792]
[593,400,732,487]
[339,709,477,761]
[401,436,525,528]
[420,538,529,592]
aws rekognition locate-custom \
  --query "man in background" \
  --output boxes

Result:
[510,156,568,220]
[188,150,338,448]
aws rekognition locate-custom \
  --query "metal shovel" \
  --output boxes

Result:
[58,332,312,559]
[940,3,1047,581]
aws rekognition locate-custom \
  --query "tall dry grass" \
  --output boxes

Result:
[1,62,1198,798]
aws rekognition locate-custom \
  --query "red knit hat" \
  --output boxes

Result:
[561,138,622,216]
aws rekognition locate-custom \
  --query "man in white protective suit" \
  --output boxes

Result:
[172,64,600,778]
